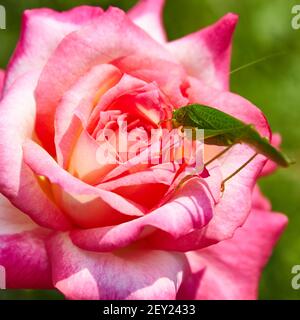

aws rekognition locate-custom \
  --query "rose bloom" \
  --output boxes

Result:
[0,0,287,300]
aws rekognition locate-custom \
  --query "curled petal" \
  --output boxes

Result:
[147,152,267,252]
[113,55,188,107]
[55,64,122,167]
[201,147,267,246]
[128,0,166,43]
[70,177,214,252]
[167,13,238,90]
[3,6,103,94]
[0,72,72,230]
[23,140,146,229]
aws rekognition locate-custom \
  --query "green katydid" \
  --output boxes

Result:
[170,104,293,189]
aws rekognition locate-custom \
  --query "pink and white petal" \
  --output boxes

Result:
[88,73,177,139]
[23,140,146,229]
[88,73,148,128]
[55,64,122,167]
[178,209,287,300]
[3,6,103,93]
[147,146,267,252]
[167,13,238,90]
[128,0,166,43]
[35,7,176,154]
[0,72,72,230]
[112,55,188,107]
[48,233,187,300]
[260,133,282,177]
[67,129,114,185]
[0,194,52,289]
[70,177,213,252]
[200,146,267,247]
[154,162,223,212]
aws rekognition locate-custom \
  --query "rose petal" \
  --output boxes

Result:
[0,194,52,289]
[128,0,166,43]
[3,6,103,94]
[97,163,182,211]
[55,64,122,167]
[167,13,238,90]
[23,140,146,228]
[112,55,188,107]
[0,72,72,230]
[146,154,267,252]
[178,209,287,300]
[88,73,148,128]
[200,147,267,246]
[48,233,187,300]
[70,177,214,252]
[35,7,176,155]
[67,129,116,185]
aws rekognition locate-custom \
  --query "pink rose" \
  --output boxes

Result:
[0,1,287,300]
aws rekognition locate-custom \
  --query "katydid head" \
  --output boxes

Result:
[173,107,188,125]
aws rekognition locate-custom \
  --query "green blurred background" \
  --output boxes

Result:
[0,0,299,300]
